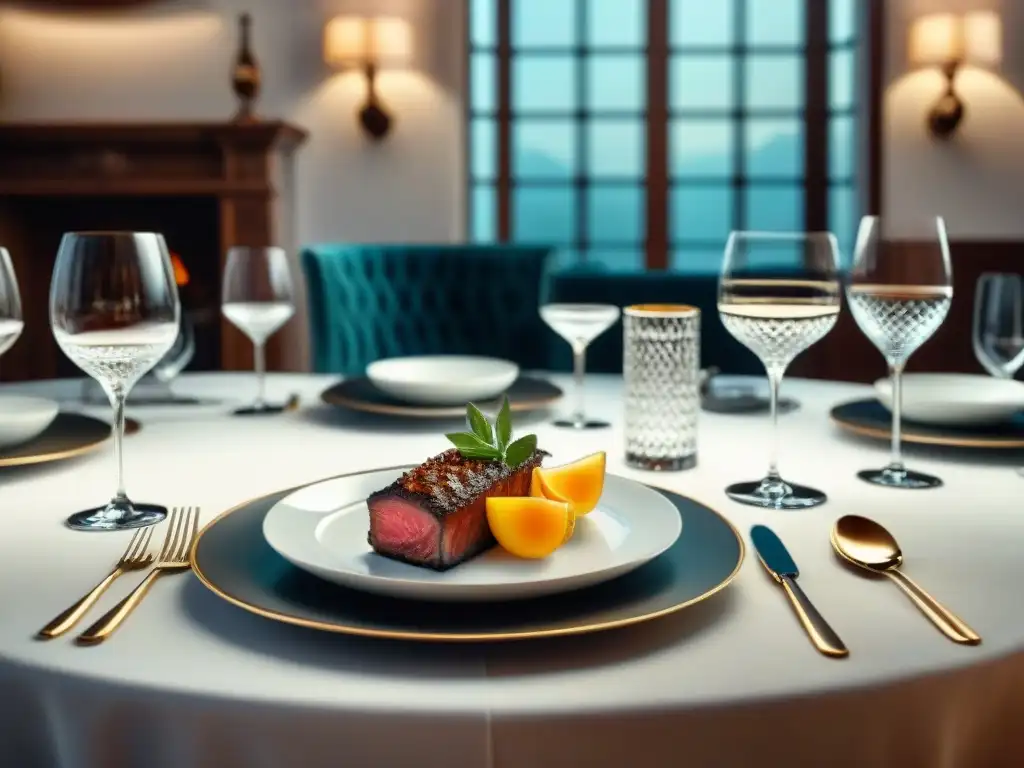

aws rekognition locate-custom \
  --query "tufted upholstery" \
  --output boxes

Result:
[301,244,554,374]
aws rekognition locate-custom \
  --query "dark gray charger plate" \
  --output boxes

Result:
[190,472,745,642]
[0,412,137,468]
[320,376,563,418]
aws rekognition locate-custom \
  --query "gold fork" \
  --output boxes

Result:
[76,506,199,646]
[37,527,155,639]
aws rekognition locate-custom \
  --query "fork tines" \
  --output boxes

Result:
[158,507,200,564]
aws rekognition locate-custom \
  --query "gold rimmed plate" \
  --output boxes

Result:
[831,399,1024,450]
[190,469,744,642]
[0,412,139,468]
[320,376,562,419]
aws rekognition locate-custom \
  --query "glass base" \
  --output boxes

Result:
[552,418,610,429]
[626,452,696,471]
[66,502,168,532]
[857,466,942,489]
[234,402,288,416]
[726,477,827,509]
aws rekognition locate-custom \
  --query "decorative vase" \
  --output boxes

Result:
[231,13,261,122]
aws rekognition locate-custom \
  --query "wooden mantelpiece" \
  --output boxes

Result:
[0,120,307,380]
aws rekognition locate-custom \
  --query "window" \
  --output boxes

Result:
[468,0,865,271]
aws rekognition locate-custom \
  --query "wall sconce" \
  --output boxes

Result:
[908,11,1002,140]
[323,16,413,141]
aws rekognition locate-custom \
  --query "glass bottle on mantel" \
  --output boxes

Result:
[231,12,261,121]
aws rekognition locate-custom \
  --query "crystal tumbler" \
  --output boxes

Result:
[623,304,701,471]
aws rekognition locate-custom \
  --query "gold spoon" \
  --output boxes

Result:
[831,515,981,646]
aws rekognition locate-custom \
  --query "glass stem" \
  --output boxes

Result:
[254,341,266,409]
[766,365,784,479]
[888,360,905,471]
[571,342,587,425]
[111,389,128,502]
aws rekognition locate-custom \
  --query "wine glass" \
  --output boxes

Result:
[718,231,841,509]
[847,215,952,489]
[221,246,295,414]
[50,232,180,531]
[0,248,24,368]
[540,303,620,429]
[973,273,1024,379]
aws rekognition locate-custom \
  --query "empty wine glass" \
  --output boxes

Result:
[50,232,180,531]
[540,303,620,429]
[973,273,1024,379]
[221,246,295,414]
[847,215,952,489]
[0,248,24,368]
[718,231,841,509]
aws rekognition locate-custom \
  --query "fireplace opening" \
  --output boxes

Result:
[0,195,222,382]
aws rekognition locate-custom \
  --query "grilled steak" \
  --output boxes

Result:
[367,448,547,570]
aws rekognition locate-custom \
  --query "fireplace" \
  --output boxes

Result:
[0,120,306,382]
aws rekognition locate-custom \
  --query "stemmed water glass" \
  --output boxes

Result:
[847,215,953,489]
[221,246,295,414]
[718,231,841,509]
[973,273,1024,379]
[50,232,180,531]
[0,248,24,366]
[540,303,620,429]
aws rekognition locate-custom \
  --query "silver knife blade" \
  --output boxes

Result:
[751,524,798,581]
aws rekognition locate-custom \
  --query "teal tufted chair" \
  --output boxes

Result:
[301,244,555,374]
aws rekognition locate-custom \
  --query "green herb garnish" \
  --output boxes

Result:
[446,396,538,468]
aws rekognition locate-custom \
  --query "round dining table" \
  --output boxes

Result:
[0,371,1020,768]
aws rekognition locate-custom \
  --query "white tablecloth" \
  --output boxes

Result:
[0,372,1021,768]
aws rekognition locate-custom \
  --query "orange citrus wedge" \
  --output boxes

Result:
[531,452,606,517]
[530,468,575,543]
[486,497,569,559]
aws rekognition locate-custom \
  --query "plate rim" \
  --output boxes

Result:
[260,470,683,600]
[319,375,563,418]
[830,398,1024,449]
[189,466,746,642]
[0,411,128,467]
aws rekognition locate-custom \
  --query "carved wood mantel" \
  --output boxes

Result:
[0,120,307,378]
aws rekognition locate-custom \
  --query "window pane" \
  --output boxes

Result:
[746,0,804,45]
[671,185,733,243]
[587,0,645,48]
[513,0,577,48]
[744,55,803,109]
[671,0,734,47]
[471,118,497,180]
[587,55,645,111]
[588,119,644,177]
[553,248,581,269]
[470,52,496,112]
[586,248,644,270]
[745,185,803,231]
[746,118,803,178]
[671,56,733,109]
[671,119,733,177]
[587,185,644,242]
[513,186,576,242]
[830,0,856,44]
[513,119,576,179]
[470,0,496,48]
[829,49,855,109]
[829,184,858,267]
[829,115,855,179]
[471,185,496,241]
[513,56,577,111]
[671,249,725,273]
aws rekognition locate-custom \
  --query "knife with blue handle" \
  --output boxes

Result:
[751,525,849,658]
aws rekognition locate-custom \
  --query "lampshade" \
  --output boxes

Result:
[963,10,1002,67]
[323,16,412,68]
[908,11,1002,68]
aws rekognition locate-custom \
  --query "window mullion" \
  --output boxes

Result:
[497,0,512,241]
[804,0,829,232]
[645,0,669,270]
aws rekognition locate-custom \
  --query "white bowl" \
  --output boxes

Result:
[0,396,59,447]
[874,373,1024,426]
[366,355,520,406]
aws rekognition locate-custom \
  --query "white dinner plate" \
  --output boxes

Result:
[874,373,1024,426]
[0,396,59,448]
[262,467,683,601]
[365,355,519,406]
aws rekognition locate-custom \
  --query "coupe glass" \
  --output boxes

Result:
[221,246,295,414]
[50,232,180,531]
[718,231,841,509]
[0,248,24,368]
[973,273,1024,379]
[847,215,952,489]
[540,303,620,429]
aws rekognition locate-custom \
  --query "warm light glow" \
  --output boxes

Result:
[170,253,189,287]
[908,11,1002,68]
[323,16,412,68]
